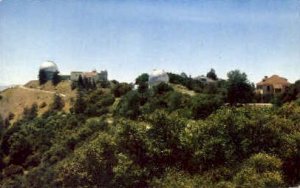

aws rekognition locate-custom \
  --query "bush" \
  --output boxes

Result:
[233,153,284,187]
[112,83,132,97]
[115,91,140,119]
[191,94,223,119]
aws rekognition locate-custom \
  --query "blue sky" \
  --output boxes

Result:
[0,0,299,85]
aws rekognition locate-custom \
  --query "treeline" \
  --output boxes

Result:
[1,69,300,187]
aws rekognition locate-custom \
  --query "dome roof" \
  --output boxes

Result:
[40,61,58,72]
[149,69,169,85]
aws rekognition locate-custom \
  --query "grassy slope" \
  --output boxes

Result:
[0,80,76,122]
[170,83,196,96]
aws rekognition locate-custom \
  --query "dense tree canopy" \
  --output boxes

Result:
[1,70,300,187]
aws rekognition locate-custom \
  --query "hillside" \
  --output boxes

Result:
[0,80,76,122]
[1,74,300,187]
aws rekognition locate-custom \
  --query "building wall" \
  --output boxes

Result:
[70,72,83,81]
[45,71,55,80]
[70,71,108,82]
[98,71,108,81]
[257,85,285,95]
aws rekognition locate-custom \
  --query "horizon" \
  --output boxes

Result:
[0,0,300,85]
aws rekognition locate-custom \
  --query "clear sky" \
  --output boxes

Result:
[0,0,299,85]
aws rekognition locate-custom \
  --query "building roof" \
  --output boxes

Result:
[194,75,216,83]
[257,75,290,86]
[40,60,58,72]
[82,71,98,78]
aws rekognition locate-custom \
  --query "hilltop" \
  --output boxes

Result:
[1,70,300,187]
[0,80,75,122]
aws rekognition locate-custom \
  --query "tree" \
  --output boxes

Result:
[78,75,84,89]
[280,80,300,104]
[206,68,218,80]
[52,71,61,86]
[73,91,86,114]
[226,70,254,105]
[135,73,149,85]
[191,94,223,119]
[38,70,48,85]
[50,94,65,111]
[115,91,140,119]
[23,103,38,120]
[112,83,132,97]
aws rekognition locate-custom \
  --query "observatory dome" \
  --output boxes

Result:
[148,69,169,86]
[40,61,58,72]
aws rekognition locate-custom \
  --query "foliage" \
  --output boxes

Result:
[207,68,218,80]
[50,94,64,111]
[226,70,254,105]
[191,94,223,119]
[135,73,149,85]
[1,78,300,187]
[112,82,132,97]
[115,90,141,119]
[23,103,38,121]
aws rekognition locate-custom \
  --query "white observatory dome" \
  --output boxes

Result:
[40,61,58,72]
[148,69,169,86]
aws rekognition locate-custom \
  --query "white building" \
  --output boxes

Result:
[148,69,169,87]
[70,70,108,82]
[39,61,59,80]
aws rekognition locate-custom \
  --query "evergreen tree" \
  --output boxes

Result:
[74,91,86,114]
[38,69,48,85]
[78,75,84,89]
[23,103,38,120]
[135,73,149,85]
[226,70,254,105]
[52,71,61,86]
[206,68,218,80]
[51,94,65,111]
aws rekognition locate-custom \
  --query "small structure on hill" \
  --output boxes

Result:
[194,75,217,84]
[256,75,290,95]
[70,70,108,82]
[148,69,169,87]
[39,61,59,80]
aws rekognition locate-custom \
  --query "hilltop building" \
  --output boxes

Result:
[148,69,169,86]
[70,70,108,82]
[194,75,217,84]
[256,75,290,95]
[39,61,59,80]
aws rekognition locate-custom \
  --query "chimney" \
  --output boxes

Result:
[263,76,268,82]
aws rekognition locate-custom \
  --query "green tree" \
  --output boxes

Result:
[78,75,84,89]
[52,71,61,86]
[50,94,64,111]
[38,69,48,85]
[112,83,132,97]
[226,70,254,105]
[23,103,38,120]
[116,90,140,119]
[73,91,86,114]
[135,73,149,85]
[233,153,284,187]
[206,68,218,80]
[191,94,223,119]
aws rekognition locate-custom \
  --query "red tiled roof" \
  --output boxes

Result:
[257,75,290,86]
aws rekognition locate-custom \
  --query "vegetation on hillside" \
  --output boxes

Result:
[1,69,300,187]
